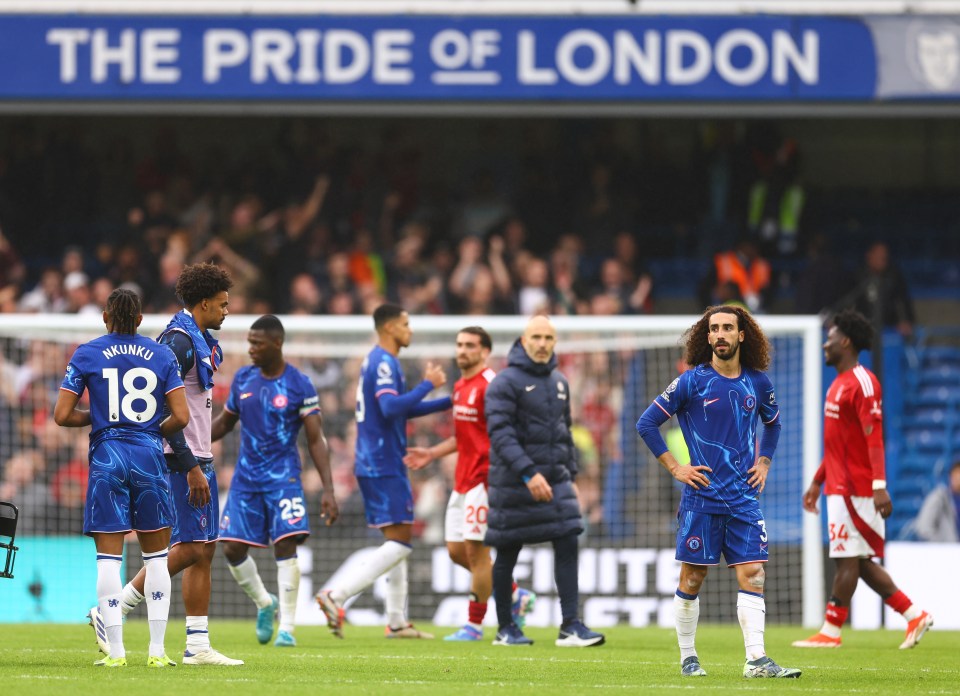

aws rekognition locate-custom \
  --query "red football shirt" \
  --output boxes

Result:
[452,368,496,494]
[820,364,885,497]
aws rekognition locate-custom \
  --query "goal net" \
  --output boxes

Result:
[0,313,823,628]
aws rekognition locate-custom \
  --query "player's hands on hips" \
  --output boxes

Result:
[747,457,771,494]
[802,481,821,513]
[873,488,893,518]
[403,447,432,470]
[526,472,553,502]
[424,361,447,389]
[673,464,712,489]
[186,465,211,507]
[320,490,339,526]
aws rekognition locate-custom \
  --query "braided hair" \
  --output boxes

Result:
[105,288,141,335]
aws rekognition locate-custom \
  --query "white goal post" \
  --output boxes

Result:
[0,313,822,627]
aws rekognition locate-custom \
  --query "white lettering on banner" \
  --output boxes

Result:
[518,28,820,88]
[614,30,660,85]
[252,29,296,83]
[430,29,501,85]
[204,29,248,82]
[374,30,414,84]
[323,30,369,84]
[45,25,819,90]
[47,28,181,84]
[430,546,682,627]
[141,29,181,83]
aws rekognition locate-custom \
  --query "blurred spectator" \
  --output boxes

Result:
[18,267,66,313]
[50,459,88,535]
[0,449,52,535]
[914,461,960,542]
[835,240,916,338]
[699,237,772,313]
[746,123,804,256]
[63,272,99,315]
[595,258,653,315]
[288,273,324,315]
[0,227,25,311]
[318,251,361,315]
[794,232,847,316]
[516,256,551,316]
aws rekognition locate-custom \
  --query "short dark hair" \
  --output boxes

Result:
[175,262,233,308]
[459,326,492,351]
[373,303,406,330]
[250,314,285,339]
[832,309,874,353]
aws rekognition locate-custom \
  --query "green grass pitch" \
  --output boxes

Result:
[3,621,958,695]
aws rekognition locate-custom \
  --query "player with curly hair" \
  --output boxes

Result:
[637,305,800,679]
[793,309,932,650]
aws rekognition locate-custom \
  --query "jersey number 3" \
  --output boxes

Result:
[102,367,158,422]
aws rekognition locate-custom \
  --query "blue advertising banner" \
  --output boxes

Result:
[0,15,877,100]
[0,536,100,623]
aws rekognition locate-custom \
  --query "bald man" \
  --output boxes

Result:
[483,315,605,648]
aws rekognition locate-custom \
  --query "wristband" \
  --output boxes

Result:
[872,479,887,491]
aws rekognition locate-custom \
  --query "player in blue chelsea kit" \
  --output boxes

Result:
[317,303,450,639]
[212,315,339,648]
[55,288,189,668]
[636,305,801,679]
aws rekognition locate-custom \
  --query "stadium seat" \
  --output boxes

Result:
[0,502,19,579]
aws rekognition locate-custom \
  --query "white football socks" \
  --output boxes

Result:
[737,591,766,661]
[96,554,125,659]
[119,582,144,616]
[276,557,300,633]
[228,555,273,609]
[143,549,171,658]
[331,540,411,604]
[674,593,699,662]
[185,615,211,653]
[385,558,409,629]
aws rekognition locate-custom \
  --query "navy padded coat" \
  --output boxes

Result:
[484,338,583,547]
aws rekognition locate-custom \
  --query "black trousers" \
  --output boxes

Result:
[492,530,580,628]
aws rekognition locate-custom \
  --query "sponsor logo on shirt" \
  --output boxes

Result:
[240,392,253,400]
[704,398,720,407]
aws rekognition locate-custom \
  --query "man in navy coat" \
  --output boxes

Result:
[484,314,605,648]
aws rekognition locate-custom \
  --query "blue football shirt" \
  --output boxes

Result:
[60,332,184,451]
[355,345,414,478]
[639,364,781,514]
[224,363,320,493]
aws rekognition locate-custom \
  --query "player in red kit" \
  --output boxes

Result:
[405,326,535,641]
[794,309,932,650]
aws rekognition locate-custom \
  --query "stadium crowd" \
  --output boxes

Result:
[0,116,933,539]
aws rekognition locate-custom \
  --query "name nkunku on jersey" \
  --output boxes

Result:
[639,364,781,514]
[224,363,321,493]
[60,333,184,450]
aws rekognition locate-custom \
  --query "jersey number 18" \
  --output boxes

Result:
[102,366,158,422]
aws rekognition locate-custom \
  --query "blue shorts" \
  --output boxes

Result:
[168,457,220,546]
[219,485,310,546]
[357,475,414,528]
[84,439,173,536]
[675,506,769,566]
